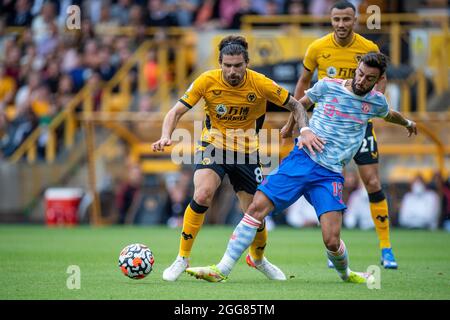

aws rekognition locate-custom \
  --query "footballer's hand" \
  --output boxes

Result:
[405,120,417,137]
[280,123,294,139]
[152,137,172,152]
[297,130,326,156]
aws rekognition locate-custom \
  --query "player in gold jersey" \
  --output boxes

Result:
[153,35,319,281]
[282,1,398,269]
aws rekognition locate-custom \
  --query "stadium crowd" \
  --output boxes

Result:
[0,0,447,157]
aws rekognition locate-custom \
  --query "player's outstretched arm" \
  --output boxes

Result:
[152,101,190,152]
[383,110,417,137]
[280,68,314,138]
[284,95,325,156]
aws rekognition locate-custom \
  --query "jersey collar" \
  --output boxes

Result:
[331,32,356,48]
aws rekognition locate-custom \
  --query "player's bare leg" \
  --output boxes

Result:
[320,211,374,283]
[235,191,285,280]
[163,169,221,281]
[187,191,286,281]
[358,163,398,269]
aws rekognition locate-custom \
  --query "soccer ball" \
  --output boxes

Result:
[118,243,154,279]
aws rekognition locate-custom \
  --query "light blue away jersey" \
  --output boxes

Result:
[304,78,389,173]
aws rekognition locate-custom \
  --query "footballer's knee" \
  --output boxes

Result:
[360,168,381,193]
[246,191,272,222]
[193,188,215,207]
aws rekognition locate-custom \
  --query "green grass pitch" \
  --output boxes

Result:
[1,225,449,300]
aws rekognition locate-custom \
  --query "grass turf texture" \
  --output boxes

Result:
[0,225,449,300]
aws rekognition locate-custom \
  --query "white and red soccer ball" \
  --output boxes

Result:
[118,243,154,279]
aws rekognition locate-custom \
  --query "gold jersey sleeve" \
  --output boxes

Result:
[303,32,380,80]
[179,69,290,153]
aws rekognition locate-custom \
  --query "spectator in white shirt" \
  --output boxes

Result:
[344,180,375,230]
[399,175,441,230]
[286,196,319,228]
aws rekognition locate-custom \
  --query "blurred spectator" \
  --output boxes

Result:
[6,0,33,27]
[429,171,450,230]
[36,21,59,58]
[31,1,57,45]
[97,46,116,81]
[0,18,15,61]
[286,0,305,15]
[111,0,133,26]
[162,168,193,228]
[0,62,16,111]
[86,71,103,111]
[343,179,374,230]
[115,162,143,224]
[84,0,103,24]
[143,49,159,93]
[194,0,222,30]
[78,19,96,46]
[228,0,259,29]
[167,0,200,27]
[56,73,75,108]
[219,0,241,28]
[195,0,214,25]
[113,36,133,67]
[95,3,119,35]
[20,44,46,75]
[4,44,21,84]
[286,196,319,228]
[43,60,61,93]
[265,0,281,15]
[253,0,284,15]
[30,83,54,121]
[83,39,100,70]
[0,101,38,157]
[309,0,335,16]
[128,4,145,28]
[399,175,441,230]
[15,71,40,109]
[145,0,178,27]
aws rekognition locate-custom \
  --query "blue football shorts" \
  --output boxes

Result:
[257,147,346,218]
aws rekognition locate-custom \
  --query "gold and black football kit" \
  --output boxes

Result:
[179,68,290,193]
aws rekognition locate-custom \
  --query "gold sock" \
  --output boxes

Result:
[370,199,391,249]
[249,220,267,262]
[178,203,206,258]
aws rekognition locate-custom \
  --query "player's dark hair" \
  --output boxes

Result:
[330,0,356,13]
[218,35,249,63]
[360,52,388,76]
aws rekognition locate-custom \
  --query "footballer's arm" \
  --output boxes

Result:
[152,101,190,151]
[281,67,314,138]
[383,109,417,137]
[284,95,325,155]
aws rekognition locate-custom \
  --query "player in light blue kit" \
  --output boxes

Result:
[186,52,417,284]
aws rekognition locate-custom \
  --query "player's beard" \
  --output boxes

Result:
[351,78,373,96]
[226,73,242,86]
